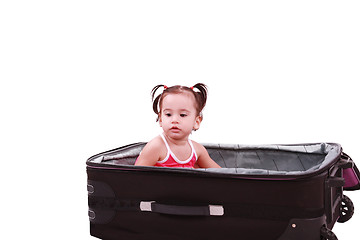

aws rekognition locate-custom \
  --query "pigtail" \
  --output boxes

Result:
[151,84,167,120]
[192,83,208,113]
[151,84,166,101]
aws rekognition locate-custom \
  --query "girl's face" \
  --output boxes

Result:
[159,92,201,140]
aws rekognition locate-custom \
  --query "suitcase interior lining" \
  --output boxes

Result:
[88,143,341,175]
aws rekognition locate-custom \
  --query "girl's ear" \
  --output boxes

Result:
[193,115,202,131]
[158,114,162,127]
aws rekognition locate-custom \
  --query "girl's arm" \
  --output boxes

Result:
[193,142,221,168]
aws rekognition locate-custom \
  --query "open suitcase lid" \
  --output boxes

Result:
[87,142,360,186]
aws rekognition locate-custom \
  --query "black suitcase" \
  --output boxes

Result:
[86,142,360,240]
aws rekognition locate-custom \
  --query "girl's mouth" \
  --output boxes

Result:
[170,126,180,132]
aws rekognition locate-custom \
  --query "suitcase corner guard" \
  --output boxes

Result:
[278,216,326,240]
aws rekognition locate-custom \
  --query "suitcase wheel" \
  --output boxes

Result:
[320,226,338,240]
[337,195,354,223]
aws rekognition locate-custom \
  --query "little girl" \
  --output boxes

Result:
[135,83,221,168]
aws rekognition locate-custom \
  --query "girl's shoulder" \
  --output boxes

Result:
[190,140,207,155]
[144,135,166,152]
[135,136,167,166]
[190,140,221,168]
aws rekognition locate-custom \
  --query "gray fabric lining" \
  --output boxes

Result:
[88,142,341,176]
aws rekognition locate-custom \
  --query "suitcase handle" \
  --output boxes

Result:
[338,153,354,169]
[140,201,224,216]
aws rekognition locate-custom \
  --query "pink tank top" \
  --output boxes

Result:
[155,133,197,168]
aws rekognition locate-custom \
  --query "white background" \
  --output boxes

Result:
[1,1,359,239]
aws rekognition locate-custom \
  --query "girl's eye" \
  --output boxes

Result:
[165,113,171,117]
[180,114,187,117]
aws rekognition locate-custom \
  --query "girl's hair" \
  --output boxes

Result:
[151,83,208,122]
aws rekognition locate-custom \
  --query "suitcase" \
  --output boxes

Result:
[86,142,360,240]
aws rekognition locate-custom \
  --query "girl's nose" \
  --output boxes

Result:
[171,116,179,123]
